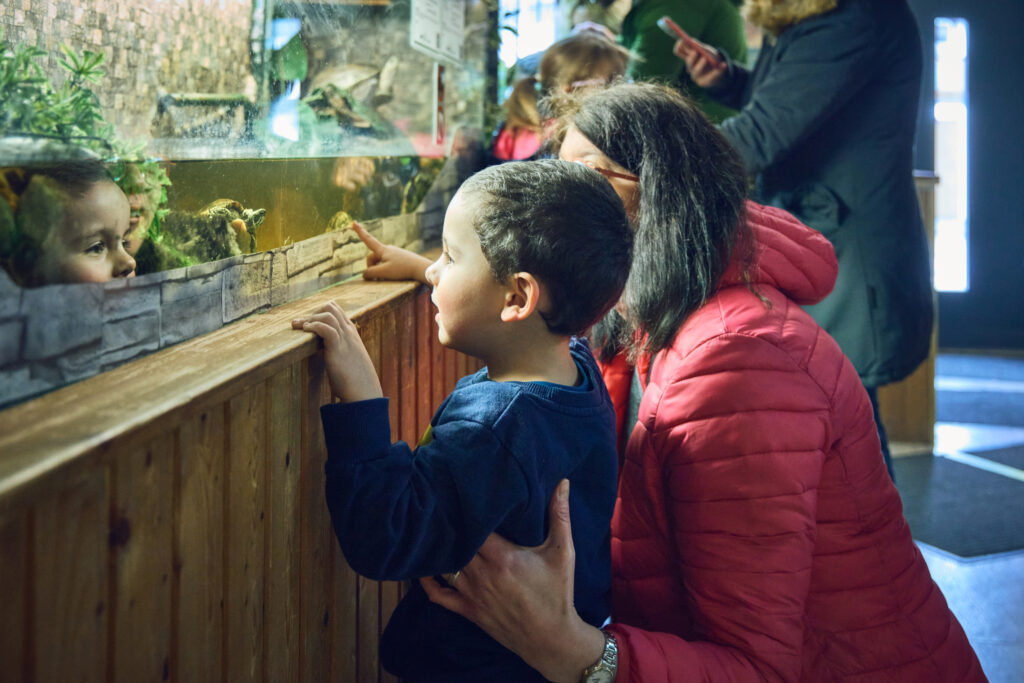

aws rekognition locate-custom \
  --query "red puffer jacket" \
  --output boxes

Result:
[601,201,984,681]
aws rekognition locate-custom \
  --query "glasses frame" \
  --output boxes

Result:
[591,166,640,183]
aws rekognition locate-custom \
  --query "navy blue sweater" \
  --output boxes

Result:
[320,338,618,682]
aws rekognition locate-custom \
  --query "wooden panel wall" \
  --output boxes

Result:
[0,282,482,683]
[877,172,940,448]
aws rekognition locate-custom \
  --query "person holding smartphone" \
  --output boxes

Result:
[619,0,747,123]
[675,0,934,480]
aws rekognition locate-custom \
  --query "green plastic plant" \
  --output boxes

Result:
[0,33,114,146]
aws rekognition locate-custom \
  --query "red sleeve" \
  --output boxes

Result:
[596,352,633,460]
[492,125,515,161]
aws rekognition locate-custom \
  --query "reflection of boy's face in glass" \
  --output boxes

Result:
[36,180,136,284]
[125,191,151,255]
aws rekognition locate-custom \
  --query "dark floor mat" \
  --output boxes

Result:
[935,390,1024,427]
[966,444,1024,471]
[893,454,1024,557]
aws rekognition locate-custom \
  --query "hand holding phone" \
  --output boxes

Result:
[657,16,724,68]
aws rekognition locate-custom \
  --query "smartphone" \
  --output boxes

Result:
[657,16,723,67]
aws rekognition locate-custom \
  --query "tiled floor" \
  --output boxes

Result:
[898,353,1024,682]
[921,542,1024,682]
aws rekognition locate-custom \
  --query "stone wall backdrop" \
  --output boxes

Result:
[0,0,254,142]
[0,181,459,409]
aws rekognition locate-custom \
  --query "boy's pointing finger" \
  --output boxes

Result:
[351,220,385,255]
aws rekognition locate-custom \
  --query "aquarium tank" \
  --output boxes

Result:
[0,0,492,407]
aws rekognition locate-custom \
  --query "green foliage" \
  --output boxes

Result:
[0,31,174,279]
[274,35,308,83]
[480,0,520,142]
[0,32,114,147]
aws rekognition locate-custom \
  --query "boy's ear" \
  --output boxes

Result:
[500,272,542,322]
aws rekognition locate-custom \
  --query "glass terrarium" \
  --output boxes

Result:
[0,0,492,407]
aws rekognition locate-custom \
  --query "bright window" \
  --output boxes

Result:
[498,0,560,70]
[933,18,970,293]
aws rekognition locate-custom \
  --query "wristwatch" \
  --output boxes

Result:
[579,630,618,683]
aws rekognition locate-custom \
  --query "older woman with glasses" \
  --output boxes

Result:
[351,82,983,682]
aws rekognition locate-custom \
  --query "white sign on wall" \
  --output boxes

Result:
[409,0,464,64]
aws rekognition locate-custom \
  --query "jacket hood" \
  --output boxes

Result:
[721,200,837,305]
[744,0,838,35]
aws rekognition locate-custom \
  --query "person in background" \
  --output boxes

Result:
[676,0,933,478]
[0,161,135,286]
[117,161,171,256]
[619,0,747,122]
[291,159,633,682]
[493,79,547,162]
[408,82,983,683]
[567,0,633,37]
[511,5,627,84]
[494,31,630,161]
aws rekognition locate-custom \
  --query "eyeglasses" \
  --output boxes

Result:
[591,166,640,183]
[573,159,639,183]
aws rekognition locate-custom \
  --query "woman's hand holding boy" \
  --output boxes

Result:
[292,301,383,403]
[420,480,607,683]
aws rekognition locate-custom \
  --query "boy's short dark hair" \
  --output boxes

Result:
[459,159,633,336]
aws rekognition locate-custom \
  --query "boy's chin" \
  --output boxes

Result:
[435,332,480,361]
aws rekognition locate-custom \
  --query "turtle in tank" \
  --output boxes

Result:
[198,198,267,254]
[133,198,267,275]
[303,56,403,138]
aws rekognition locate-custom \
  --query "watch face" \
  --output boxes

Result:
[583,631,617,683]
[584,668,615,683]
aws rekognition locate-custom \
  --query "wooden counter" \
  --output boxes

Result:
[0,278,480,683]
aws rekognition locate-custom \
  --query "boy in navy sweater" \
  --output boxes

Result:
[292,159,633,682]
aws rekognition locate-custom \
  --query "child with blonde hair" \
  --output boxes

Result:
[493,31,630,161]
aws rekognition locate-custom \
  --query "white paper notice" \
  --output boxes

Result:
[410,0,464,64]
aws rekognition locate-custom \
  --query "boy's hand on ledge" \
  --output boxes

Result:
[352,221,433,285]
[292,301,383,403]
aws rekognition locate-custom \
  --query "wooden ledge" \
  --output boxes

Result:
[0,277,423,503]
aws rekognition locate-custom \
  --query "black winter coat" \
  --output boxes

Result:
[711,0,933,386]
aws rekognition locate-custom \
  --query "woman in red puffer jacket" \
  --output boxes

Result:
[423,82,986,682]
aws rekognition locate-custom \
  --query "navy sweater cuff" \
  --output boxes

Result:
[320,398,392,462]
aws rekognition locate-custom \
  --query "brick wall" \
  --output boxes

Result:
[1,0,254,142]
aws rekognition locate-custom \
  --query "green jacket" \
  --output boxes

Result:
[620,0,748,123]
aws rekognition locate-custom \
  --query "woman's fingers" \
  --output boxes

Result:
[420,576,475,619]
[351,220,385,256]
[673,38,689,60]
[673,39,726,88]
[543,479,573,558]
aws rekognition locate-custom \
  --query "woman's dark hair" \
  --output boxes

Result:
[555,82,751,358]
[459,159,633,337]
